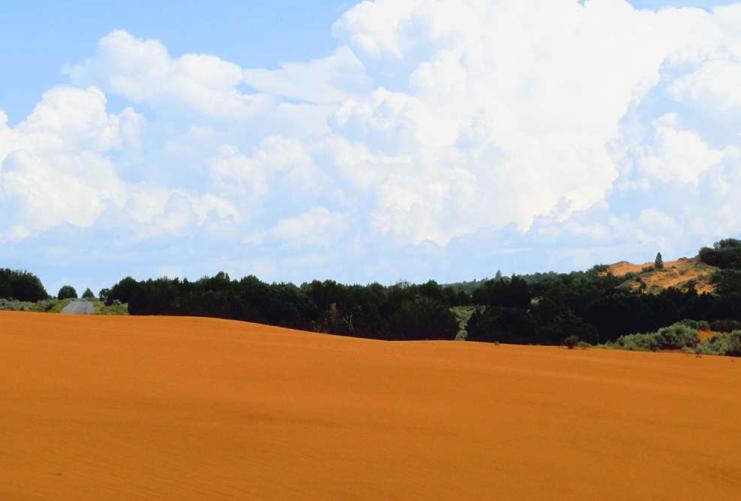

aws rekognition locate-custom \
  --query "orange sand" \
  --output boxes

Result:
[1,311,740,500]
[698,330,717,342]
[608,258,717,294]
[609,258,696,277]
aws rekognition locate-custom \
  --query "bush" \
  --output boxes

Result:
[92,300,129,315]
[676,319,710,331]
[615,322,700,352]
[696,331,741,357]
[710,319,741,333]
[563,335,580,349]
[0,298,69,312]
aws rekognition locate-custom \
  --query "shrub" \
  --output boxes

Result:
[0,298,68,312]
[728,331,741,357]
[563,335,580,349]
[710,319,741,333]
[615,322,700,352]
[696,331,741,357]
[676,319,710,331]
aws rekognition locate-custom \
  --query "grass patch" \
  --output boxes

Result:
[92,300,129,315]
[450,306,480,340]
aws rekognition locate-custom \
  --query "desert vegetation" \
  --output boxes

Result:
[0,298,72,313]
[95,239,741,353]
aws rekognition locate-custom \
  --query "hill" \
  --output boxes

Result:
[608,257,718,294]
[1,311,740,500]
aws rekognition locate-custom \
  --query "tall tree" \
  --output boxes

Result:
[57,286,78,300]
[655,252,664,270]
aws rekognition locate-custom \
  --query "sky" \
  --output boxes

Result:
[1,0,740,294]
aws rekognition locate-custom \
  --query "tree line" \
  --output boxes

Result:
[103,274,464,341]
[3,239,741,346]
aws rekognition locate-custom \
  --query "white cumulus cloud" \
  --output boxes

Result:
[3,0,741,280]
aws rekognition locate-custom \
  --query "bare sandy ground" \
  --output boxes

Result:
[1,311,740,500]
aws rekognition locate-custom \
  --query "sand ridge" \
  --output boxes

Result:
[1,311,740,500]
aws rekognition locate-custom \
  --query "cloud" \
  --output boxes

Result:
[271,207,349,247]
[670,60,741,112]
[243,46,373,104]
[0,85,236,240]
[66,30,271,119]
[0,87,129,237]
[3,1,741,284]
[637,114,726,184]
[325,0,704,243]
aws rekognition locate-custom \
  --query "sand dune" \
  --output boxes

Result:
[1,311,740,500]
[608,258,717,294]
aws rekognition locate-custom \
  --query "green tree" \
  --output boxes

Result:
[82,288,95,299]
[57,286,78,300]
[699,239,741,269]
[655,252,664,270]
[0,269,48,301]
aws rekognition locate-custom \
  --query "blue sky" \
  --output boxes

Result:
[1,0,740,294]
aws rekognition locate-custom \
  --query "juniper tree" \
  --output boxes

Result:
[655,252,664,270]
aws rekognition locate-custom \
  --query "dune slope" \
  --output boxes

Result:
[1,311,740,500]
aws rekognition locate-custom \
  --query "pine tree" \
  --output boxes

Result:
[654,252,664,270]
